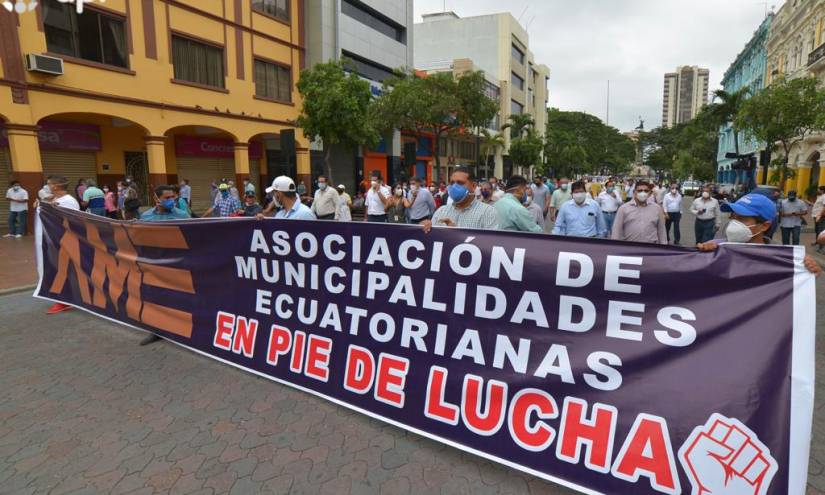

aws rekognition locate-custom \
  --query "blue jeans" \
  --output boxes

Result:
[781,226,801,245]
[602,211,616,235]
[88,207,107,217]
[8,210,26,235]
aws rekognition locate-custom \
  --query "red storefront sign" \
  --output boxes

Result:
[0,121,102,151]
[175,135,262,160]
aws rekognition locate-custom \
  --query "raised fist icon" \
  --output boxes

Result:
[678,414,778,495]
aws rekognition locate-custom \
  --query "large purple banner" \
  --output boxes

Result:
[34,204,815,495]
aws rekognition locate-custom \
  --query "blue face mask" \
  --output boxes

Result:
[221,190,229,198]
[447,183,469,203]
[161,198,176,211]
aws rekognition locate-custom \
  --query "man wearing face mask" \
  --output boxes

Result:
[407,177,436,224]
[697,194,821,275]
[611,180,667,244]
[258,176,316,220]
[524,188,546,231]
[5,180,29,238]
[552,181,607,238]
[662,183,683,245]
[494,175,543,233]
[140,185,191,221]
[690,185,721,244]
[549,177,572,222]
[530,176,551,218]
[478,182,495,204]
[311,175,340,220]
[596,180,622,234]
[204,183,242,218]
[778,190,808,246]
[364,172,391,222]
[422,166,498,233]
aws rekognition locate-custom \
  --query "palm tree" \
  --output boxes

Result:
[480,129,505,178]
[501,114,535,140]
[708,87,750,157]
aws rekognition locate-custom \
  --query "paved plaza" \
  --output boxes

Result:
[0,203,823,495]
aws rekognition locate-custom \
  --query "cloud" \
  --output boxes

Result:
[413,0,779,131]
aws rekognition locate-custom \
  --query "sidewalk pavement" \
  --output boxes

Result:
[0,235,36,292]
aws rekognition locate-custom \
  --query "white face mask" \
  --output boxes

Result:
[318,182,327,190]
[702,192,710,199]
[572,192,587,204]
[636,192,649,203]
[394,189,403,197]
[410,185,419,192]
[725,219,758,243]
[561,183,570,190]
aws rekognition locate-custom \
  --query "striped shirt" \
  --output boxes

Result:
[431,198,499,230]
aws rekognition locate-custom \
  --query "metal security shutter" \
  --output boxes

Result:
[0,150,11,232]
[41,151,97,201]
[176,157,235,214]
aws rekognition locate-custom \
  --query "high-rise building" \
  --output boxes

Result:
[414,11,550,179]
[305,0,414,191]
[661,66,710,128]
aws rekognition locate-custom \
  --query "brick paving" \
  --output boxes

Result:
[0,235,36,291]
[0,199,823,494]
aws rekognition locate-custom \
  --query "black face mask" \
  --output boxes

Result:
[788,195,797,201]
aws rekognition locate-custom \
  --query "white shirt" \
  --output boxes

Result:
[662,192,683,213]
[6,187,28,212]
[365,185,391,215]
[53,194,80,210]
[38,185,52,201]
[812,194,825,220]
[691,197,720,223]
[596,190,622,213]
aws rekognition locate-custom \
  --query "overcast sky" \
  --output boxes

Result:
[413,0,781,132]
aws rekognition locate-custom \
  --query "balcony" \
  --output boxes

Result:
[808,43,825,68]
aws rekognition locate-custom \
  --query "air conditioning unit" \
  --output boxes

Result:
[26,54,64,76]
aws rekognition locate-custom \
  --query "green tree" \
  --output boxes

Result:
[508,128,544,172]
[544,109,635,177]
[296,60,379,182]
[502,114,535,140]
[480,129,505,177]
[707,87,749,157]
[736,76,825,189]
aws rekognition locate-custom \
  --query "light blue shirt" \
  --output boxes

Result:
[140,207,191,221]
[552,198,607,238]
[275,199,316,220]
[494,193,542,233]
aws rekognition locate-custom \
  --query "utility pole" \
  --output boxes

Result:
[606,80,610,126]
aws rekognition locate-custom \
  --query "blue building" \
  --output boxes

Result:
[716,14,773,185]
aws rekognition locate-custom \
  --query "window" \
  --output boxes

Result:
[511,100,523,115]
[342,50,395,82]
[172,36,225,89]
[43,0,128,68]
[254,59,291,102]
[252,0,289,22]
[342,0,406,44]
[511,72,524,91]
[511,44,524,65]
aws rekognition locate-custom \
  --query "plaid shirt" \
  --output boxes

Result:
[213,195,241,217]
[431,198,499,230]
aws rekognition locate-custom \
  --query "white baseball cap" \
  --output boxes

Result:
[266,176,296,194]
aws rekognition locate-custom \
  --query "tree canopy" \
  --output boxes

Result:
[639,108,719,182]
[543,109,635,177]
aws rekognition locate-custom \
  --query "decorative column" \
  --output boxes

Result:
[233,142,250,192]
[795,161,811,195]
[7,124,43,233]
[144,136,170,187]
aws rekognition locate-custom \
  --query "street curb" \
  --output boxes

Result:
[0,284,36,297]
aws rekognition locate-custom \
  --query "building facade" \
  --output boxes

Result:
[414,11,550,179]
[716,14,773,184]
[661,66,709,128]
[0,0,307,226]
[305,0,413,191]
[764,0,825,194]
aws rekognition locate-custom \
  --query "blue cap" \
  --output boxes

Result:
[720,194,777,222]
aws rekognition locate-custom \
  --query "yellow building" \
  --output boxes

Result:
[0,0,309,223]
[763,0,825,195]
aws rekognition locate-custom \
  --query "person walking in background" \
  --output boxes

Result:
[662,183,683,245]
[122,180,141,220]
[311,175,339,220]
[478,182,494,204]
[103,185,118,219]
[407,176,436,224]
[365,172,391,222]
[335,184,352,221]
[495,175,543,233]
[240,190,263,217]
[386,183,410,223]
[611,180,667,244]
[691,185,721,244]
[549,177,572,222]
[812,186,825,253]
[82,179,106,217]
[596,179,622,234]
[778,190,808,246]
[5,180,29,238]
[204,183,241,218]
[530,176,551,219]
[140,185,191,221]
[552,180,606,238]
[422,167,498,233]
[524,188,546,231]
[179,179,191,208]
[74,178,87,210]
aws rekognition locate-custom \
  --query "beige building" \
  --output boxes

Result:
[661,66,710,128]
[414,11,550,179]
[764,0,825,193]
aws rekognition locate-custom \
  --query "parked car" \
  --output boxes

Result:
[681,180,701,195]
